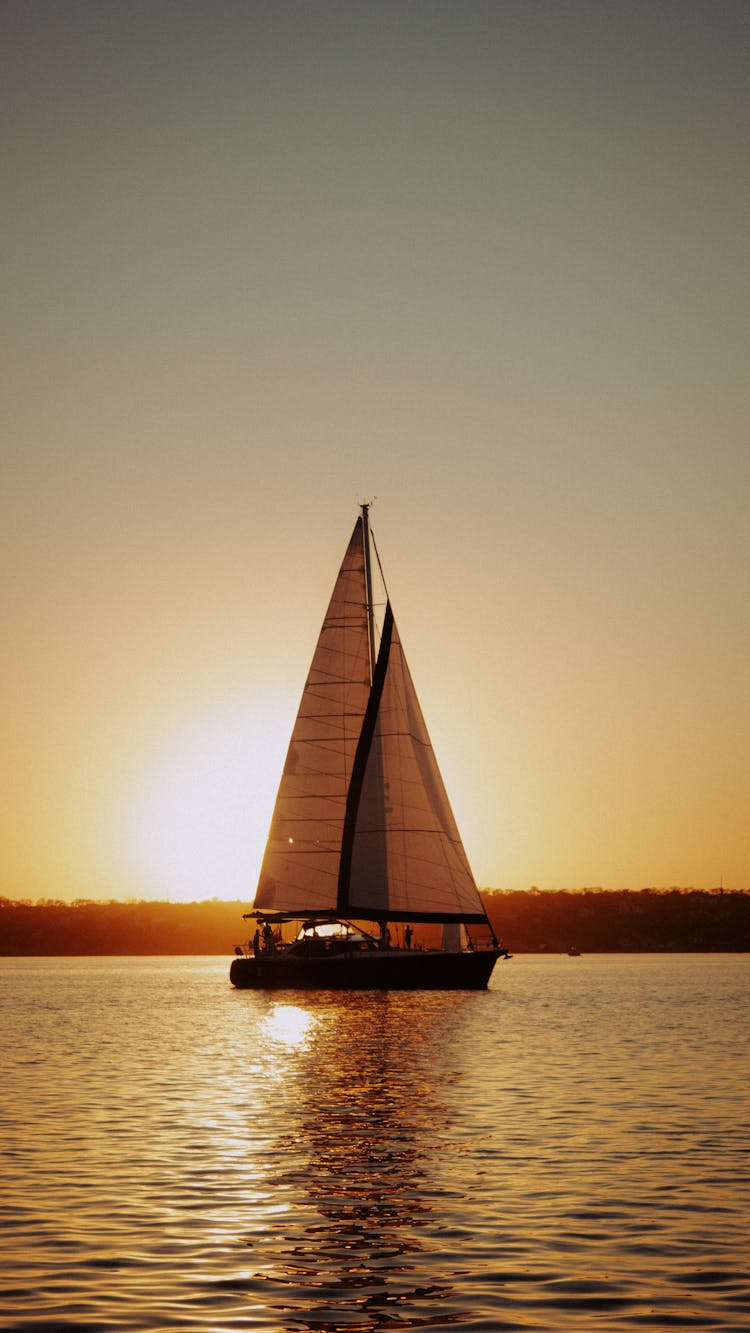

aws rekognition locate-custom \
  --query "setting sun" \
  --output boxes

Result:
[122,696,292,902]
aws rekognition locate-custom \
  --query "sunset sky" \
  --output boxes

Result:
[3,1,748,904]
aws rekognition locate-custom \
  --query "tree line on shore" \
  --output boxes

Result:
[482,888,749,953]
[0,888,748,956]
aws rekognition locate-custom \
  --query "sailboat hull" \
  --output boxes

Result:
[230,948,501,991]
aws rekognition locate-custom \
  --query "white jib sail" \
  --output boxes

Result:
[346,609,487,922]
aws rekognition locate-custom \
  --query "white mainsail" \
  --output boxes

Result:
[255,520,371,914]
[254,512,488,926]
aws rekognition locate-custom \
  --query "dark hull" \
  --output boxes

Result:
[230,948,501,991]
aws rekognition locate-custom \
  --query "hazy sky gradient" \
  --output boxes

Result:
[3,1,748,901]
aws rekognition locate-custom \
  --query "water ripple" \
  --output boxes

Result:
[0,955,748,1330]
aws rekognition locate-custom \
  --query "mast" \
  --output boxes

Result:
[361,502,376,684]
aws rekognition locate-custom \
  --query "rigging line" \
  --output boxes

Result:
[368,524,390,602]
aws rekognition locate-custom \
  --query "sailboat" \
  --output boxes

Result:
[230,505,509,990]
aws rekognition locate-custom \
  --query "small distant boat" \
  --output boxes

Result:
[230,506,509,991]
[567,946,581,957]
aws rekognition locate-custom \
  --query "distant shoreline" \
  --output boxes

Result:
[1,890,748,955]
[2,950,748,958]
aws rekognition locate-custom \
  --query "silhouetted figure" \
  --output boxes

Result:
[252,929,261,957]
[404,924,413,949]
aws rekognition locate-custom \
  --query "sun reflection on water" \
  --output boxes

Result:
[229,992,467,1329]
[260,1003,317,1051]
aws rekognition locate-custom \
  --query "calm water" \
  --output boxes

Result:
[0,954,748,1332]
